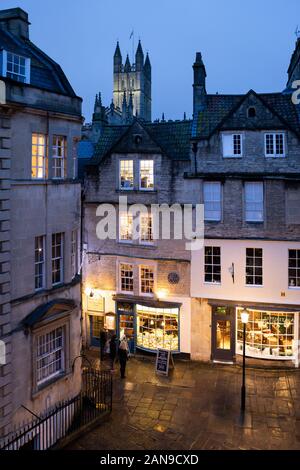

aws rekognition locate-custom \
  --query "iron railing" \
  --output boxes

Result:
[0,368,112,450]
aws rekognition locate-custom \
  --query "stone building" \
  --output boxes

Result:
[0,8,82,440]
[81,38,300,367]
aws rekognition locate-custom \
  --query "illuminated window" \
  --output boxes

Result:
[140,266,154,295]
[52,233,64,285]
[119,213,133,242]
[245,182,264,222]
[203,182,222,221]
[4,51,30,83]
[120,263,133,292]
[36,327,65,385]
[222,134,242,157]
[246,248,263,286]
[288,249,300,288]
[32,133,46,179]
[35,236,45,290]
[136,305,179,352]
[140,213,153,243]
[237,309,296,359]
[139,160,154,190]
[204,246,221,284]
[120,160,134,189]
[71,230,77,278]
[52,136,67,179]
[265,133,285,157]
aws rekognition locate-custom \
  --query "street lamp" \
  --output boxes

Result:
[240,308,249,413]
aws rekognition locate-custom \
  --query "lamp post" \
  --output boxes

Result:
[240,308,249,413]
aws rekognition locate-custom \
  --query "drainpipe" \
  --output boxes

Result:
[192,141,198,175]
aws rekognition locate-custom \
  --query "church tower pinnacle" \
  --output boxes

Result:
[112,40,152,122]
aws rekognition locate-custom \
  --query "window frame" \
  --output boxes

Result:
[244,181,264,223]
[1,50,31,84]
[222,133,243,158]
[203,181,222,222]
[119,159,134,190]
[139,265,155,296]
[204,246,221,285]
[264,132,286,158]
[35,235,45,291]
[119,213,134,243]
[51,233,64,286]
[288,249,300,289]
[52,135,67,179]
[139,160,154,191]
[245,248,263,287]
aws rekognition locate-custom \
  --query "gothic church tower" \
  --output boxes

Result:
[113,40,152,122]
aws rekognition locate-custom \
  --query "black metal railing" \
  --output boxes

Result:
[0,368,112,450]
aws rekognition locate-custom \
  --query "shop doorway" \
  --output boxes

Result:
[211,306,235,362]
[89,315,105,347]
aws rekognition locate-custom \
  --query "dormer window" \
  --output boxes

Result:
[1,50,30,84]
[248,107,256,118]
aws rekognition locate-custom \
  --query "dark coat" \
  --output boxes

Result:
[109,337,117,358]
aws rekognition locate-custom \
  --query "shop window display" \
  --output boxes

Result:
[237,308,296,359]
[136,305,179,352]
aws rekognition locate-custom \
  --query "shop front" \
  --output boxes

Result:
[210,301,299,365]
[114,296,181,354]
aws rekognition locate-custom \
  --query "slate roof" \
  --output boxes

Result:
[193,92,300,138]
[91,119,193,164]
[0,28,77,96]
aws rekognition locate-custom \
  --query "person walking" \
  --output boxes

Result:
[109,334,117,370]
[99,328,107,362]
[118,335,129,379]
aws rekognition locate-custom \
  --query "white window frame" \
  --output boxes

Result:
[140,213,154,245]
[244,182,264,222]
[119,213,133,243]
[36,326,65,386]
[203,182,222,221]
[35,235,45,291]
[139,160,154,190]
[52,233,64,286]
[32,133,47,179]
[222,133,243,158]
[71,229,78,278]
[119,263,134,294]
[1,50,31,84]
[264,132,286,158]
[288,249,300,289]
[119,160,134,190]
[204,246,221,285]
[139,265,155,296]
[245,248,263,287]
[52,135,67,179]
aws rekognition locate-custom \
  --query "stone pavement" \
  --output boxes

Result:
[66,352,300,450]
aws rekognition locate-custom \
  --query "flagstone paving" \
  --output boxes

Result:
[66,352,300,450]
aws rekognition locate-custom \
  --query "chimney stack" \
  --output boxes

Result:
[0,8,30,40]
